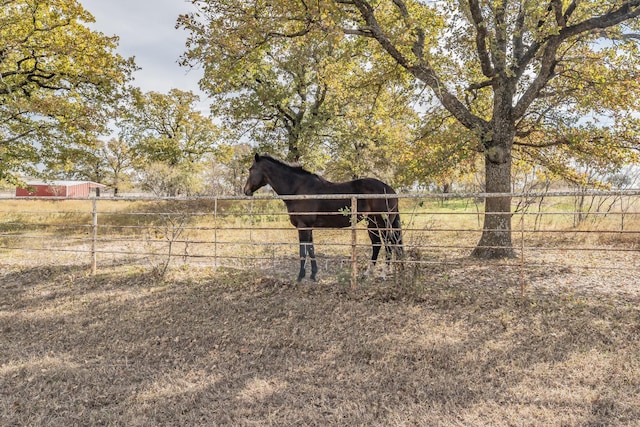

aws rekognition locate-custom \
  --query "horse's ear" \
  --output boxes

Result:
[254,153,260,162]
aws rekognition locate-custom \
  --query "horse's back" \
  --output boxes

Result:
[352,178,397,195]
[315,177,395,195]
[346,178,400,218]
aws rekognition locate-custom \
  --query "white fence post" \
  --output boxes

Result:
[214,197,218,269]
[520,211,525,297]
[351,196,358,289]
[91,197,98,275]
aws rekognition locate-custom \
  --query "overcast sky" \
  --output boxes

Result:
[80,0,207,105]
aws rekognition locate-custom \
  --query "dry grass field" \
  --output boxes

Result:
[1,259,640,426]
[1,195,640,425]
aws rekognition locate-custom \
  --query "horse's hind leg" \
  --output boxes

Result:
[365,227,383,277]
[382,218,394,263]
[297,229,318,281]
[297,230,308,281]
[368,229,383,264]
[308,242,318,281]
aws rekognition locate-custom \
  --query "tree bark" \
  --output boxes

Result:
[471,143,516,259]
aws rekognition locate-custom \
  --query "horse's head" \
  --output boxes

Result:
[243,153,267,196]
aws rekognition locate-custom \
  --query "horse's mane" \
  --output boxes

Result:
[260,154,319,178]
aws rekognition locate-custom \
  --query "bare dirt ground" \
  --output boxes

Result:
[1,255,640,426]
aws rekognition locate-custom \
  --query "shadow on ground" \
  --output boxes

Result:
[1,263,639,426]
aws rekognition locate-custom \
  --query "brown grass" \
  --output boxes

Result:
[2,261,640,426]
[2,196,640,425]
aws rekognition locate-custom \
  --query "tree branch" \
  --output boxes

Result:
[347,0,489,133]
[493,0,508,75]
[514,1,640,120]
[514,137,570,148]
[513,3,526,62]
[560,1,640,39]
[551,0,566,27]
[392,0,409,18]
[563,0,578,24]
[468,0,494,77]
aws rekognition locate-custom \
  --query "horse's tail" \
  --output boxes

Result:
[382,195,404,260]
[388,211,404,260]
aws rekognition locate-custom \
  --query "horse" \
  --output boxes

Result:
[243,153,404,281]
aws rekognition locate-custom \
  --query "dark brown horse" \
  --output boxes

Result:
[243,153,403,281]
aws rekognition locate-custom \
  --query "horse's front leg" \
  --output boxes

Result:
[297,229,318,281]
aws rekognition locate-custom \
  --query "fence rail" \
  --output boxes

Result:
[1,190,639,293]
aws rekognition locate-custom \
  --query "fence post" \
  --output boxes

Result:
[213,197,218,269]
[351,196,358,289]
[91,197,98,275]
[621,196,625,231]
[520,211,525,297]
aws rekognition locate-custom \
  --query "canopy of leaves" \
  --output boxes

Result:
[120,88,220,167]
[180,0,640,189]
[115,88,225,196]
[334,0,640,185]
[0,0,135,183]
[178,0,419,179]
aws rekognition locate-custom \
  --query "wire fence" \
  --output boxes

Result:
[1,190,639,293]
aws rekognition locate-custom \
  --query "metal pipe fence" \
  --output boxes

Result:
[1,190,639,292]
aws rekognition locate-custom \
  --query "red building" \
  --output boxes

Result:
[16,180,106,198]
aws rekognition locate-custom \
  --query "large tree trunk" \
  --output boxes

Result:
[471,143,516,259]
[286,131,301,163]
